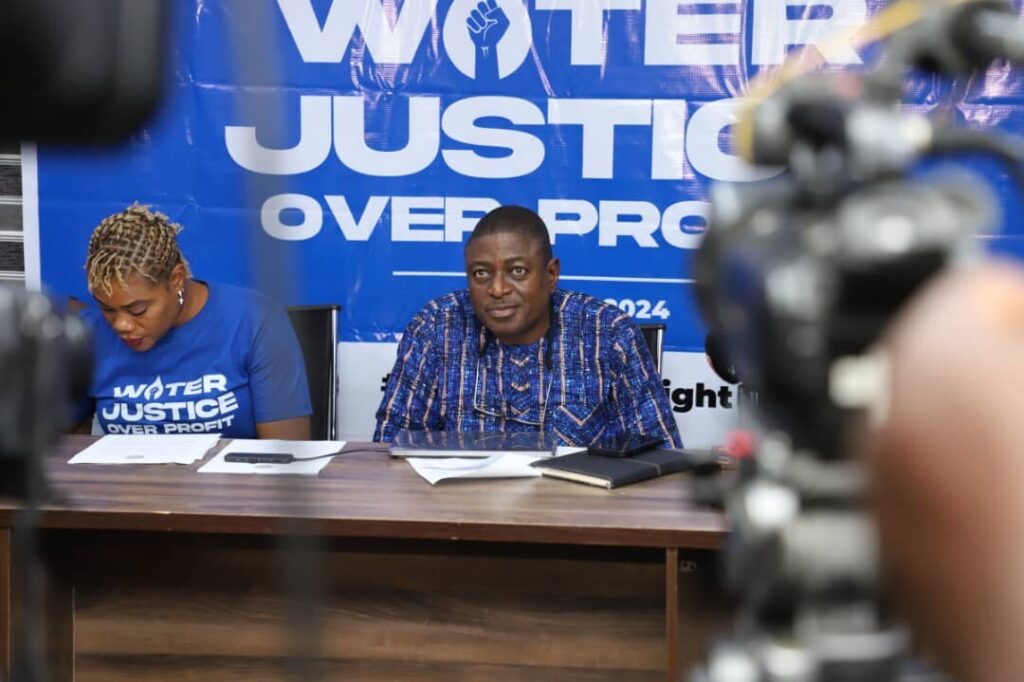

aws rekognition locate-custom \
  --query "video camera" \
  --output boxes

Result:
[689,0,1024,679]
[0,289,92,500]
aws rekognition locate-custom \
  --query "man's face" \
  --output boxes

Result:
[465,231,560,345]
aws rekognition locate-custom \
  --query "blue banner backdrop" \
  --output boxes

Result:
[36,0,1024,351]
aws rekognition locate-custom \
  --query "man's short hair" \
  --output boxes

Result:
[466,205,553,263]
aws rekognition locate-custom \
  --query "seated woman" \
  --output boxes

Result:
[78,204,312,439]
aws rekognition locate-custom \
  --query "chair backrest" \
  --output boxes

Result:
[638,323,666,375]
[287,305,340,440]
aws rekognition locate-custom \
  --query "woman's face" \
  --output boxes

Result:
[92,266,185,352]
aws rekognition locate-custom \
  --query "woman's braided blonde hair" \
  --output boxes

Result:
[85,204,191,296]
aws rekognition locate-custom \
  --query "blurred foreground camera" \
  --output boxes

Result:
[688,0,1024,680]
[0,0,167,144]
[0,288,91,682]
[0,287,91,501]
[690,172,987,682]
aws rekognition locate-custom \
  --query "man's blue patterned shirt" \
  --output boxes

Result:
[374,289,682,448]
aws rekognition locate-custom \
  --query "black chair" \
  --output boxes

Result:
[638,323,666,375]
[287,305,340,440]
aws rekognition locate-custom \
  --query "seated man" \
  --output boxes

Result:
[374,205,682,448]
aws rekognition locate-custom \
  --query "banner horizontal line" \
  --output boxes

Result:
[561,275,695,284]
[392,271,465,277]
[392,271,694,284]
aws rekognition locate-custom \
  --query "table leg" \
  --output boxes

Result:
[666,548,680,682]
[674,550,735,680]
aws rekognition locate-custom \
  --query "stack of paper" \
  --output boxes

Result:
[198,439,345,476]
[405,447,584,485]
[68,434,220,465]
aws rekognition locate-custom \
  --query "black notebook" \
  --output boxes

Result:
[389,430,556,458]
[531,448,719,489]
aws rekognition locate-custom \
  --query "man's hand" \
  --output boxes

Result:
[467,0,509,51]
[864,263,1024,682]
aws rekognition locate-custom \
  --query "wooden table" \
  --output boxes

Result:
[0,436,730,682]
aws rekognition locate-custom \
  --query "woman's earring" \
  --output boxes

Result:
[177,289,185,307]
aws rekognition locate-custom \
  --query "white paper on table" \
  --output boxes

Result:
[197,439,346,476]
[405,452,548,485]
[554,446,586,457]
[68,434,221,465]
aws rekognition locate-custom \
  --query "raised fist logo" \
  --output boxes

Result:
[466,0,509,54]
[444,0,530,80]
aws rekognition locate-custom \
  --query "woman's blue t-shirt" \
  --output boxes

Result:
[80,282,312,438]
